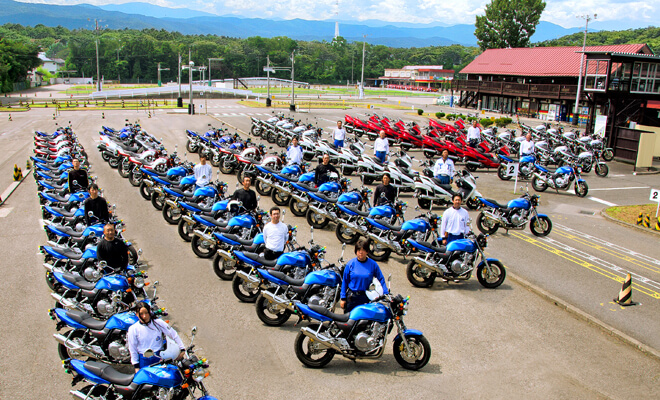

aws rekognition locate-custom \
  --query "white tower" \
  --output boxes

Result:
[334,0,339,38]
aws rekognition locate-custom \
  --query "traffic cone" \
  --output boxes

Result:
[614,273,636,306]
[52,113,56,120]
[655,217,660,232]
[13,164,20,181]
[643,214,650,228]
[8,114,11,121]
[102,112,105,119]
[636,212,643,225]
[26,159,31,170]
[148,111,151,118]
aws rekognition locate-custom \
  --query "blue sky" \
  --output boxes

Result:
[20,0,659,29]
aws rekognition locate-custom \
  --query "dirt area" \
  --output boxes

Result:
[604,204,659,225]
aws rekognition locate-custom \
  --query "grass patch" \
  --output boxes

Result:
[604,204,659,225]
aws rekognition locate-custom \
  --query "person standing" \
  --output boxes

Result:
[433,149,455,185]
[314,153,339,186]
[68,158,89,192]
[128,302,186,371]
[231,176,258,211]
[333,120,346,148]
[340,238,389,312]
[83,183,109,225]
[373,130,389,163]
[373,173,397,206]
[97,223,129,270]
[440,193,470,245]
[466,120,482,147]
[263,206,289,260]
[193,154,213,187]
[519,133,535,157]
[286,136,303,166]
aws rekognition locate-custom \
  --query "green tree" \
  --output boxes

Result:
[475,0,546,50]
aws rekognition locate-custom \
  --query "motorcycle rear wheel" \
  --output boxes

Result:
[476,260,506,288]
[335,224,361,244]
[595,163,609,177]
[277,136,289,148]
[127,245,139,265]
[294,324,336,368]
[162,203,181,225]
[191,235,217,259]
[255,294,292,326]
[289,197,308,217]
[186,140,196,153]
[530,216,552,237]
[476,212,499,235]
[531,176,548,192]
[393,335,431,371]
[255,179,272,196]
[267,131,277,143]
[232,275,260,303]
[150,192,165,210]
[213,254,237,280]
[177,220,194,242]
[139,182,153,200]
[574,181,589,198]
[210,154,221,168]
[368,240,391,262]
[128,170,142,187]
[107,156,119,169]
[417,198,432,210]
[101,151,110,162]
[272,189,291,206]
[306,209,329,229]
[220,158,235,174]
[57,330,86,361]
[406,260,436,288]
[118,161,131,178]
[602,148,614,162]
[497,165,512,181]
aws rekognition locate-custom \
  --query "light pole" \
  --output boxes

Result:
[198,66,207,84]
[359,34,366,99]
[263,55,274,107]
[290,51,295,111]
[189,47,193,114]
[94,19,101,92]
[573,13,597,126]
[208,58,223,87]
[177,53,182,99]
[157,63,169,87]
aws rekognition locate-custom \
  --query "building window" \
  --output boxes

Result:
[608,62,631,91]
[631,62,659,94]
[584,59,608,91]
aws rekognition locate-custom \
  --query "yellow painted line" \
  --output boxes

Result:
[510,232,660,300]
[552,230,660,275]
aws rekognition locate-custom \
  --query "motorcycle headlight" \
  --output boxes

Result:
[133,277,145,288]
[193,368,206,382]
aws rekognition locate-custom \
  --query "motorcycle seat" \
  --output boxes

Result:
[376,220,402,231]
[45,192,69,202]
[84,361,135,386]
[242,252,277,268]
[199,215,228,228]
[343,205,369,217]
[57,225,85,238]
[53,247,84,260]
[400,168,418,179]
[66,310,107,330]
[417,241,446,253]
[295,183,317,192]
[61,272,96,290]
[436,182,455,195]
[269,270,305,286]
[307,304,350,322]
[314,192,337,203]
[223,233,254,246]
[482,198,508,209]
[48,207,76,218]
[166,187,193,197]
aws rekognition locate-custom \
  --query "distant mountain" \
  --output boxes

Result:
[0,0,599,48]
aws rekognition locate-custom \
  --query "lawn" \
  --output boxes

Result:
[604,204,660,226]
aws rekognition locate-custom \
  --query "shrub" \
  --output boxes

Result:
[494,117,513,127]
[435,112,445,119]
[417,109,424,115]
[480,118,494,127]
[467,116,478,122]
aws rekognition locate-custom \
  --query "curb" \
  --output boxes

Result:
[0,169,31,206]
[600,210,660,237]
[507,271,660,362]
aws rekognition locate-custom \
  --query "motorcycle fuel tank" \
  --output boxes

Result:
[82,224,105,238]
[368,205,394,218]
[318,182,340,192]
[276,251,311,268]
[228,214,255,228]
[337,191,361,204]
[81,246,97,259]
[304,269,340,286]
[105,311,139,331]
[507,198,531,210]
[193,186,217,198]
[95,275,130,291]
[134,364,183,387]
[349,302,390,323]
[281,165,302,175]
[180,176,197,186]
[447,239,477,253]
[213,199,229,212]
[401,218,430,233]
[556,166,573,175]
[166,166,188,177]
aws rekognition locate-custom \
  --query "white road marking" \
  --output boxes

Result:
[588,196,617,207]
[0,182,20,201]
[589,186,649,191]
[0,207,14,217]
[610,174,626,177]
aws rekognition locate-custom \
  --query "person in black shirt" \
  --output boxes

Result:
[314,153,339,186]
[68,158,89,192]
[83,183,110,225]
[231,176,258,211]
[97,223,129,270]
[373,173,397,205]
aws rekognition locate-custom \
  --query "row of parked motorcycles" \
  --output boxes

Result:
[97,123,435,371]
[33,124,218,400]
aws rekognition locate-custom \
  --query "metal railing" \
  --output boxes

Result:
[451,79,579,100]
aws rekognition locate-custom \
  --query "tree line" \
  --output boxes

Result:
[0,36,41,93]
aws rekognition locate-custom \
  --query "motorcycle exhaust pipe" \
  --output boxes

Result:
[70,390,90,400]
[260,290,293,312]
[165,199,178,208]
[367,233,397,251]
[43,263,54,272]
[216,249,232,260]
[182,215,194,225]
[193,230,213,242]
[51,292,76,309]
[235,270,261,287]
[256,176,272,185]
[291,193,307,203]
[300,326,344,352]
[53,333,97,359]
[412,256,443,274]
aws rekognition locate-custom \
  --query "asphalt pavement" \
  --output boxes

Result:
[0,100,659,399]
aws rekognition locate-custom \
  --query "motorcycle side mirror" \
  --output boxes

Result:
[192,326,197,335]
[138,248,143,256]
[143,349,155,358]
[415,205,420,211]
[257,195,261,201]
[88,211,94,216]
[387,273,392,291]
[98,260,107,268]
[281,209,286,216]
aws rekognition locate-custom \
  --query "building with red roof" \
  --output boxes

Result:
[377,65,454,92]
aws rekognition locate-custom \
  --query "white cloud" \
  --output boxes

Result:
[14,0,660,28]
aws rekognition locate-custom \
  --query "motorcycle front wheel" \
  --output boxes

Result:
[465,196,480,210]
[392,335,432,371]
[335,224,361,244]
[272,188,291,206]
[255,294,292,326]
[602,148,614,161]
[213,254,237,280]
[406,260,436,288]
[276,136,289,148]
[210,153,221,168]
[232,275,260,303]
[139,182,153,200]
[127,245,139,265]
[574,181,589,198]
[476,212,499,235]
[162,203,181,225]
[255,179,272,196]
[531,176,548,192]
[177,220,194,242]
[294,324,336,368]
[368,240,391,262]
[107,156,119,169]
[306,209,329,229]
[476,260,506,288]
[530,216,552,237]
[417,198,432,210]
[191,235,217,259]
[150,192,165,210]
[118,161,131,178]
[595,163,609,177]
[289,197,308,217]
[186,140,196,153]
[267,131,277,143]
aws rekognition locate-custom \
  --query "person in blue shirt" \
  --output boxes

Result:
[340,238,389,312]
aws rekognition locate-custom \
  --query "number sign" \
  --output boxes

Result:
[506,162,519,177]
[650,189,660,202]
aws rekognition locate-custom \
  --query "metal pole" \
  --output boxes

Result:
[267,55,271,101]
[359,35,366,99]
[573,14,595,126]
[290,51,295,109]
[95,19,101,92]
[189,47,193,115]
[158,62,161,87]
[208,59,211,87]
[178,53,182,98]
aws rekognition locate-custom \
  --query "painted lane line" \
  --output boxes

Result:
[610,174,626,177]
[588,196,617,207]
[589,186,649,191]
[556,223,660,266]
[0,207,13,217]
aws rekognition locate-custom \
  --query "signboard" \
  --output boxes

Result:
[594,115,607,138]
[506,162,519,177]
[263,67,275,73]
[651,189,660,217]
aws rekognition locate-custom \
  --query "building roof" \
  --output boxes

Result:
[460,44,652,77]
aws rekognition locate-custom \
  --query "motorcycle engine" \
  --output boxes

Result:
[552,173,569,189]
[450,253,474,275]
[83,267,101,282]
[307,287,335,308]
[108,341,130,362]
[156,388,175,400]
[96,298,117,317]
[509,209,529,226]
[354,322,386,353]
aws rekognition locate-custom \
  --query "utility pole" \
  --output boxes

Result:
[267,55,271,103]
[290,51,295,111]
[94,19,101,92]
[359,35,366,99]
[177,53,182,98]
[157,63,169,87]
[573,13,597,126]
[189,46,193,115]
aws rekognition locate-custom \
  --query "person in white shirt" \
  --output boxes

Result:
[433,149,455,185]
[193,154,213,187]
[466,120,481,147]
[286,136,304,165]
[373,130,389,163]
[519,133,535,157]
[263,206,289,260]
[440,193,471,245]
[128,302,186,371]
[333,120,347,148]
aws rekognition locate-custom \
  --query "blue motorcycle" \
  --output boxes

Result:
[177,199,231,242]
[531,162,588,197]
[497,153,536,181]
[476,191,552,236]
[294,286,431,370]
[63,327,217,400]
[405,232,506,289]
